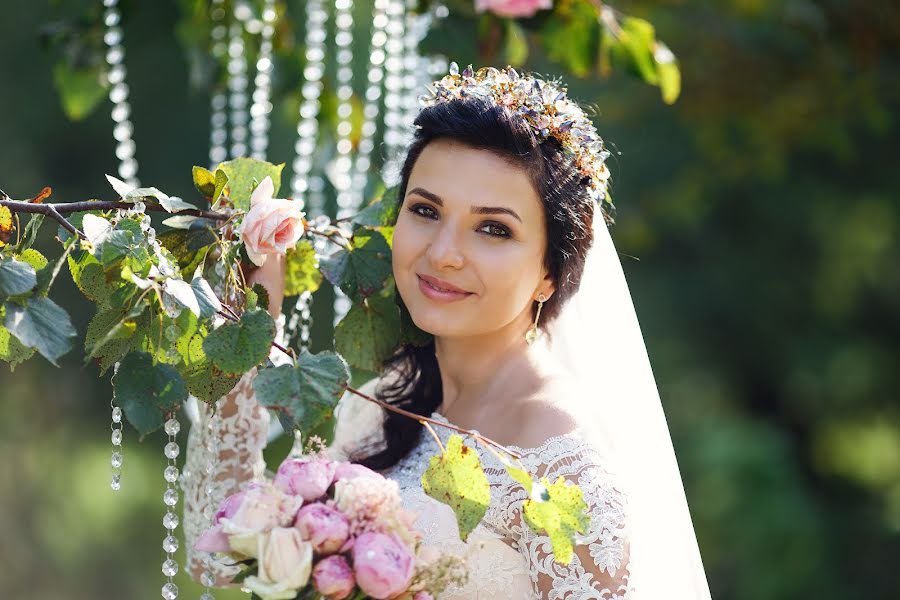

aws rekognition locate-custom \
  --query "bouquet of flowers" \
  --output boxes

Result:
[195,453,467,600]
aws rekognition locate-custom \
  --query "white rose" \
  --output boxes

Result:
[243,527,314,600]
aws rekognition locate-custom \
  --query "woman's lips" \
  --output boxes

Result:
[417,275,474,303]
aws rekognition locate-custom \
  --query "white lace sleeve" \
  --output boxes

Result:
[493,436,635,599]
[179,368,271,585]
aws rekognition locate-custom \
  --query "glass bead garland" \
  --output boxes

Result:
[161,416,181,599]
[102,0,139,186]
[250,0,276,159]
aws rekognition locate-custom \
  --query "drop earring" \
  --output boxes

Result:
[525,293,547,345]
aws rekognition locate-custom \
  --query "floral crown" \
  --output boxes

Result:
[418,62,615,224]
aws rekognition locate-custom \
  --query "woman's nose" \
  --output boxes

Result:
[426,224,464,270]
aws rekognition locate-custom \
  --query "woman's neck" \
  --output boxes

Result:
[433,318,550,422]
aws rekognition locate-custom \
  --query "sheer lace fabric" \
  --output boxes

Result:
[182,375,635,598]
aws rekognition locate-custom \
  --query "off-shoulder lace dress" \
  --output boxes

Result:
[181,374,635,599]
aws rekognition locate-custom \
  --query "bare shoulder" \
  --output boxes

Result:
[509,376,584,449]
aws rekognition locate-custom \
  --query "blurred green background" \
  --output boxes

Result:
[1,0,898,598]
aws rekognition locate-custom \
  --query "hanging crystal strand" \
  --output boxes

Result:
[228,5,250,160]
[380,0,408,186]
[102,0,139,186]
[250,0,276,160]
[209,0,229,168]
[349,0,389,209]
[110,363,123,491]
[331,0,356,326]
[197,399,223,600]
[161,415,181,599]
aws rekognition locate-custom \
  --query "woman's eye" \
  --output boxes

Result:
[479,223,511,238]
[408,204,437,219]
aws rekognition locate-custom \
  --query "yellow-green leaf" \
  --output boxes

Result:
[422,435,491,541]
[522,476,590,564]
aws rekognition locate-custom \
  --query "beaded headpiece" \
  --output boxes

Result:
[418,62,614,224]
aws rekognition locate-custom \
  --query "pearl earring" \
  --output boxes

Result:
[525,293,547,345]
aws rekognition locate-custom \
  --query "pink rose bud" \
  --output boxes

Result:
[274,458,337,502]
[352,532,415,599]
[312,555,356,600]
[474,0,552,18]
[333,462,380,482]
[294,502,350,555]
[240,176,305,267]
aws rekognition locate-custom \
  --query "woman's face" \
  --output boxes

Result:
[392,138,555,338]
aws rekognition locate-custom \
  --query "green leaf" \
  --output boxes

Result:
[253,350,350,435]
[216,158,285,211]
[202,307,276,375]
[106,175,197,213]
[68,249,123,306]
[164,279,201,317]
[15,214,45,253]
[113,352,188,439]
[191,276,221,318]
[503,19,529,66]
[540,0,599,77]
[284,239,322,297]
[352,187,400,228]
[0,257,37,296]
[0,206,13,246]
[0,325,35,370]
[84,306,144,375]
[100,229,137,265]
[320,229,392,302]
[52,62,107,121]
[181,333,242,404]
[522,477,590,565]
[192,166,216,196]
[421,435,491,541]
[213,169,229,205]
[655,44,681,104]
[157,228,217,275]
[334,295,401,372]
[247,283,269,312]
[17,249,48,272]
[4,296,76,366]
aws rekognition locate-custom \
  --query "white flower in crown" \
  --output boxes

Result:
[418,63,615,223]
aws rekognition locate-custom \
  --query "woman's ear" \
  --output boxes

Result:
[538,271,556,301]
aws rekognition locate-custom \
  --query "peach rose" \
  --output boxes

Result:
[474,0,552,18]
[240,176,305,267]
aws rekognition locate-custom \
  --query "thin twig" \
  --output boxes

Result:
[345,385,522,460]
[421,420,446,453]
[0,198,230,223]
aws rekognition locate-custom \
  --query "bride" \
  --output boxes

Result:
[181,66,712,599]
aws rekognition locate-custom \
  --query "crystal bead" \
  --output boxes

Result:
[200,571,216,587]
[111,451,123,468]
[111,429,122,446]
[164,465,179,483]
[110,473,121,490]
[112,406,122,423]
[163,488,179,506]
[162,558,179,577]
[164,442,180,459]
[161,581,178,599]
[163,512,179,530]
[164,418,180,436]
[162,534,179,553]
[200,593,215,600]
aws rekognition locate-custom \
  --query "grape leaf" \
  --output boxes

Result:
[68,249,122,305]
[157,228,217,275]
[113,351,188,439]
[84,305,144,375]
[284,239,322,297]
[320,229,392,302]
[216,158,285,211]
[17,249,48,273]
[0,257,37,296]
[522,477,590,565]
[181,333,241,404]
[0,324,35,370]
[421,435,491,542]
[4,296,76,366]
[202,307,276,375]
[334,294,400,372]
[253,350,350,435]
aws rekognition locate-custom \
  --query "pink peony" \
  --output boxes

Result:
[274,458,337,502]
[352,532,415,599]
[294,502,350,555]
[312,555,356,600]
[218,482,296,557]
[474,0,552,18]
[240,176,305,267]
[333,462,380,482]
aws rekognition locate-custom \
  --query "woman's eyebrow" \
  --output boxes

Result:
[406,187,522,223]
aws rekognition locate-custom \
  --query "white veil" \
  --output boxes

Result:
[541,210,713,598]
